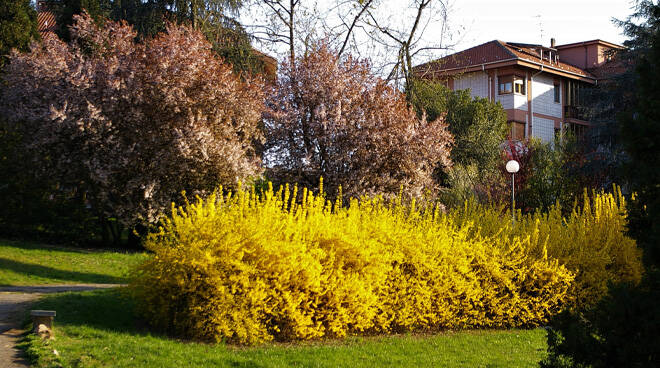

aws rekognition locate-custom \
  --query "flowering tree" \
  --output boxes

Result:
[1,13,264,235]
[264,44,453,198]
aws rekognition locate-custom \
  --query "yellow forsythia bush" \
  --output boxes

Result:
[130,182,576,345]
[448,186,644,309]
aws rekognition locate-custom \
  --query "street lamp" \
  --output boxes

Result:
[505,160,520,225]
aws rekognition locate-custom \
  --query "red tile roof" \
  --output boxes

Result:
[413,40,514,76]
[503,42,592,77]
[37,11,57,38]
[414,40,595,80]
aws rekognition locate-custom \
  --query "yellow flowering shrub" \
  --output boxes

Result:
[129,182,589,345]
[448,186,643,309]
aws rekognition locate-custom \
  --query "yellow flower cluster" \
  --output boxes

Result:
[129,183,640,345]
[448,186,643,309]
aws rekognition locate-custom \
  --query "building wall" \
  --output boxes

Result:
[453,72,489,99]
[496,93,513,109]
[453,69,565,144]
[531,74,561,118]
[587,45,600,68]
[496,94,529,110]
[557,43,610,69]
[496,90,529,110]
[494,73,528,110]
[495,93,528,110]
[597,44,613,64]
[558,46,588,69]
[533,116,556,143]
[514,93,528,110]
[505,109,528,123]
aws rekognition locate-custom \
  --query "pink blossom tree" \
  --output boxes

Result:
[264,44,453,199]
[1,13,265,239]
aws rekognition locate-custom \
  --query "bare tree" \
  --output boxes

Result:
[245,0,455,90]
[245,0,300,65]
[364,0,453,93]
[246,0,380,65]
[324,0,377,58]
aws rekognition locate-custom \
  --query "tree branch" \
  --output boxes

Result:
[338,0,375,57]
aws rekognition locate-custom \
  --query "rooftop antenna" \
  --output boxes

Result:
[535,15,544,44]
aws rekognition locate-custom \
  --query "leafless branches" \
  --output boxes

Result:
[245,0,457,89]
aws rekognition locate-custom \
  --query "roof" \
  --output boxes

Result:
[414,40,595,81]
[37,11,57,39]
[555,39,624,50]
[588,59,627,80]
[414,40,514,73]
[250,48,278,81]
[503,41,593,77]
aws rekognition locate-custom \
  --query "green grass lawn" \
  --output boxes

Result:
[0,239,148,286]
[21,289,548,368]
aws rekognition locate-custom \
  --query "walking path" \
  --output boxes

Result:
[0,284,122,367]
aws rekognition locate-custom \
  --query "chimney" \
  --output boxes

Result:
[551,38,556,48]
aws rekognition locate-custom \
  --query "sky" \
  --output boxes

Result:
[447,0,635,51]
[243,0,638,72]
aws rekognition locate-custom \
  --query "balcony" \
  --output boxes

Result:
[563,105,589,121]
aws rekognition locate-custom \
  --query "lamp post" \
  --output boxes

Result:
[505,160,520,226]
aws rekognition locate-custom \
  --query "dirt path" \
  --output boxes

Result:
[0,284,122,367]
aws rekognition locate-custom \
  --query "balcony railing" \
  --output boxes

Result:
[564,106,588,121]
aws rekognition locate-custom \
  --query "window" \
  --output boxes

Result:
[514,79,526,94]
[498,75,513,94]
[554,83,560,103]
[499,75,525,95]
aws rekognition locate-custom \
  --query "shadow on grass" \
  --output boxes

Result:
[27,289,139,334]
[0,238,143,254]
[27,290,269,368]
[0,258,124,285]
[228,361,264,368]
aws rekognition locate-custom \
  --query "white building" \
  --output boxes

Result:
[414,39,623,142]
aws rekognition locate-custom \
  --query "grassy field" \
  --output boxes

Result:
[21,289,548,368]
[0,239,148,286]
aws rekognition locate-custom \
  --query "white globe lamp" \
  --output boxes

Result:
[505,160,520,225]
[505,160,520,174]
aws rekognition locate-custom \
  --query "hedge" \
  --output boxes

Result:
[129,183,641,345]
